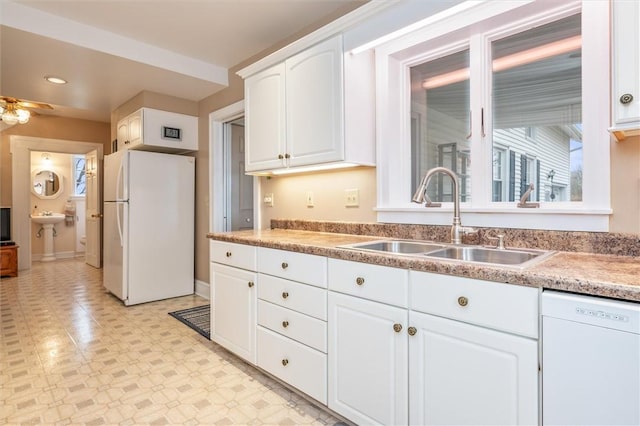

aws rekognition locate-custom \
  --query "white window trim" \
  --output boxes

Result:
[375,0,611,232]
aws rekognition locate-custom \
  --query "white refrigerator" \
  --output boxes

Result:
[103,150,195,305]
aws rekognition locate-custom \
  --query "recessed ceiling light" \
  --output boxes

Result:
[44,76,67,84]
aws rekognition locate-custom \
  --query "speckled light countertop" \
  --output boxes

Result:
[207,229,640,302]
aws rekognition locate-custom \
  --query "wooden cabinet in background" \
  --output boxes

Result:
[0,245,18,277]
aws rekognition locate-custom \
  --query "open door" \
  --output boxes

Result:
[85,149,101,268]
[229,121,254,231]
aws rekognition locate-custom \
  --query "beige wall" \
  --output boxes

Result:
[0,115,110,206]
[259,167,377,228]
[610,134,640,233]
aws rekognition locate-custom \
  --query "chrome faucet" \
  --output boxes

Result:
[412,166,475,244]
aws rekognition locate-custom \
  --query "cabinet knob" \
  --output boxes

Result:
[393,323,403,333]
[281,359,289,366]
[356,277,365,286]
[408,326,417,336]
[247,281,254,288]
[282,292,289,299]
[620,93,634,105]
[284,153,290,159]
[282,321,289,328]
[278,154,284,159]
[458,296,469,307]
[281,262,288,270]
[225,251,232,257]
[124,140,130,145]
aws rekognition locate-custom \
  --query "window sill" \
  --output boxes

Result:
[375,206,612,232]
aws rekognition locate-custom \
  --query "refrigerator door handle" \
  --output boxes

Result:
[116,160,124,201]
[117,203,124,247]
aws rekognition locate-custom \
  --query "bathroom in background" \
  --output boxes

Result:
[30,151,86,260]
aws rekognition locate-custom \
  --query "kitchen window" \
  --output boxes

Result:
[375,0,610,231]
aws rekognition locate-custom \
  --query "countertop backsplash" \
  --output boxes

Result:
[270,219,640,257]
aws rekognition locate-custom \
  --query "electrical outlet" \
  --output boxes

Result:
[345,188,359,207]
[306,191,314,207]
[263,193,274,207]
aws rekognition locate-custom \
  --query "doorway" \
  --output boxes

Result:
[209,100,259,234]
[10,135,103,270]
[224,118,254,231]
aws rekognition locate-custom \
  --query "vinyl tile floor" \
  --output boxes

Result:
[0,258,343,425]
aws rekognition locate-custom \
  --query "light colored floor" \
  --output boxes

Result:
[0,258,341,425]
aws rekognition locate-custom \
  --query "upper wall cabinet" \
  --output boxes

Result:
[243,35,375,174]
[116,107,198,154]
[610,0,640,141]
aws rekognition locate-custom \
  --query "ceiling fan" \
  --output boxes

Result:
[0,96,53,125]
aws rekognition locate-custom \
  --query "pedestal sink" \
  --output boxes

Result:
[30,213,65,262]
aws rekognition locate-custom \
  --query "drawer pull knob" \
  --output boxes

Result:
[282,321,289,328]
[247,281,254,288]
[281,359,289,366]
[282,292,289,299]
[278,154,284,159]
[225,251,232,257]
[393,323,402,333]
[356,277,365,286]
[458,296,469,307]
[620,93,634,105]
[407,326,417,336]
[281,262,288,270]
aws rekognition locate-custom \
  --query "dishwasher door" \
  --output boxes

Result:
[542,291,640,426]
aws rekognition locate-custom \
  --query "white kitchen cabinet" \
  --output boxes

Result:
[116,107,198,153]
[256,247,329,404]
[409,270,539,426]
[244,63,286,171]
[328,292,408,426]
[243,35,375,173]
[610,0,640,141]
[408,311,538,425]
[116,109,142,151]
[210,241,257,364]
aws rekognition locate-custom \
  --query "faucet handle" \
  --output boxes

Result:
[424,193,442,208]
[487,234,506,250]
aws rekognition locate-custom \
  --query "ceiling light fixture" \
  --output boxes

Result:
[44,75,67,84]
[0,102,30,125]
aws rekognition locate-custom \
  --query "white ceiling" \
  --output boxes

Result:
[0,0,366,123]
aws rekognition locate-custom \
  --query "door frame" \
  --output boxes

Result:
[209,100,260,233]
[10,135,104,270]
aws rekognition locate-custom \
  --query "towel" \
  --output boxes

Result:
[64,200,76,226]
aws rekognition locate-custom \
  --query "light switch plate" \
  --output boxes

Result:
[264,193,274,207]
[306,191,314,207]
[345,189,359,207]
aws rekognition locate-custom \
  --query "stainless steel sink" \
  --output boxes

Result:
[340,240,446,255]
[424,246,548,266]
[339,239,554,268]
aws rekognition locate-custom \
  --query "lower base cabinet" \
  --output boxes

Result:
[328,292,408,425]
[257,326,327,404]
[211,263,257,364]
[409,311,539,425]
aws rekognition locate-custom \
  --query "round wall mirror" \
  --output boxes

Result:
[32,169,64,199]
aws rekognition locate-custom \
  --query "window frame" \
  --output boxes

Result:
[71,154,86,197]
[374,0,610,231]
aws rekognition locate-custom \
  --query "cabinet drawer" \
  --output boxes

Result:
[258,300,327,352]
[257,274,327,320]
[328,258,408,307]
[257,327,327,404]
[258,247,327,287]
[210,240,256,271]
[410,271,539,338]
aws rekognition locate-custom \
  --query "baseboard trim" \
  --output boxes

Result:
[195,280,210,299]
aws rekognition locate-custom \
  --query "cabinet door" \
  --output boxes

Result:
[286,35,344,167]
[245,63,286,172]
[116,118,129,152]
[211,263,257,364]
[127,110,143,148]
[611,0,640,132]
[328,292,408,425]
[409,311,538,426]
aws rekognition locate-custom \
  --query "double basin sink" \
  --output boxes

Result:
[340,240,554,268]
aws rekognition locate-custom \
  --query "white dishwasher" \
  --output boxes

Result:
[542,290,640,425]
